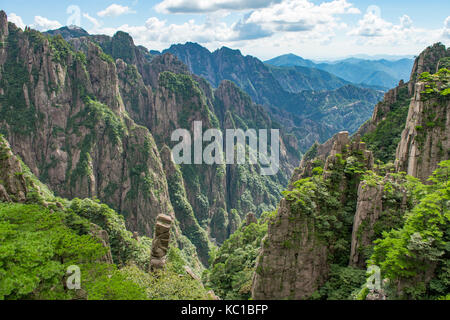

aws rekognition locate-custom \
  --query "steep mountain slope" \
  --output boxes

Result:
[361,43,450,166]
[0,20,173,238]
[267,64,351,93]
[0,13,298,265]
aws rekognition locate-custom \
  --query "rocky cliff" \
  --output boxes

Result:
[252,132,375,299]
[0,13,300,266]
[251,43,450,300]
[395,75,450,181]
[0,17,173,237]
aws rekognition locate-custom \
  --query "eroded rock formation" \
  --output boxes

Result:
[0,136,28,202]
[395,82,450,182]
[150,214,174,271]
[252,130,375,300]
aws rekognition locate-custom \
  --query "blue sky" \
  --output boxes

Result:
[2,0,450,60]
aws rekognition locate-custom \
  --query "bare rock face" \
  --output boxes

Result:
[292,131,350,183]
[0,136,27,202]
[408,43,449,95]
[395,82,450,182]
[244,212,258,226]
[252,199,329,300]
[252,130,376,300]
[150,214,174,271]
[350,181,384,267]
[89,224,114,264]
[252,199,328,300]
[0,10,8,65]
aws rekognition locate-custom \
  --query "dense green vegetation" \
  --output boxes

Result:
[362,86,411,163]
[205,217,269,300]
[0,199,209,300]
[311,265,367,300]
[368,161,450,299]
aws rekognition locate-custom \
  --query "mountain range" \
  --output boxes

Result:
[266,53,414,89]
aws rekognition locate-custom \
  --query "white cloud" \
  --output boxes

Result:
[346,7,450,55]
[348,10,391,37]
[155,0,281,14]
[8,13,25,29]
[32,16,62,31]
[98,4,136,17]
[443,16,450,39]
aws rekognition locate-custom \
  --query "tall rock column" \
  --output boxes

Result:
[395,81,450,182]
[150,214,174,271]
[0,11,8,66]
[350,181,384,267]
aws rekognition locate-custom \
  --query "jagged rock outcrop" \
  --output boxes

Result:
[244,212,258,226]
[0,135,28,202]
[252,199,329,300]
[291,131,371,183]
[395,81,450,182]
[89,224,114,264]
[408,43,450,95]
[350,181,384,267]
[150,214,174,271]
[252,131,375,300]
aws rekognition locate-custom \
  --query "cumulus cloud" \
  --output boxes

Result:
[98,4,136,17]
[155,0,281,14]
[32,16,62,31]
[348,10,391,37]
[244,0,358,32]
[346,6,449,51]
[84,0,362,51]
[231,18,273,40]
[8,13,26,29]
[443,16,450,39]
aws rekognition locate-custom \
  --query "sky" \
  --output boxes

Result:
[1,0,450,61]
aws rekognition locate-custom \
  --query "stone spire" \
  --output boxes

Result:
[0,11,8,38]
[150,214,173,271]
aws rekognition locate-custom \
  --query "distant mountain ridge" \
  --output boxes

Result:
[44,25,89,40]
[266,53,414,89]
[163,42,384,151]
